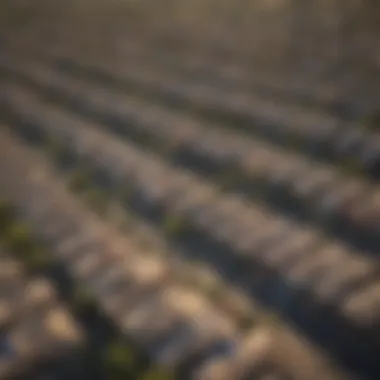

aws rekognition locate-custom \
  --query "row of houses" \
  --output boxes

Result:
[52,57,380,246]
[0,128,352,380]
[3,49,380,179]
[27,47,380,181]
[0,52,379,252]
[1,77,377,355]
[3,27,376,123]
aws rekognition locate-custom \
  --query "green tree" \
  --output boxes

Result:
[238,314,256,331]
[0,200,13,236]
[362,112,380,131]
[162,213,185,237]
[6,222,34,253]
[24,246,52,274]
[45,136,66,159]
[104,341,138,380]
[218,168,242,191]
[83,188,109,215]
[67,169,92,193]
[71,286,98,318]
[140,366,175,380]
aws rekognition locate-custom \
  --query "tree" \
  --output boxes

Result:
[0,200,13,235]
[45,136,64,157]
[83,188,109,215]
[103,341,138,380]
[24,246,52,274]
[67,169,91,193]
[162,213,185,238]
[6,222,34,253]
[71,285,98,319]
[140,366,175,380]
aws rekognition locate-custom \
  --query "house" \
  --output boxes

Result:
[341,279,380,332]
[192,327,272,380]
[0,256,84,380]
[311,247,376,304]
